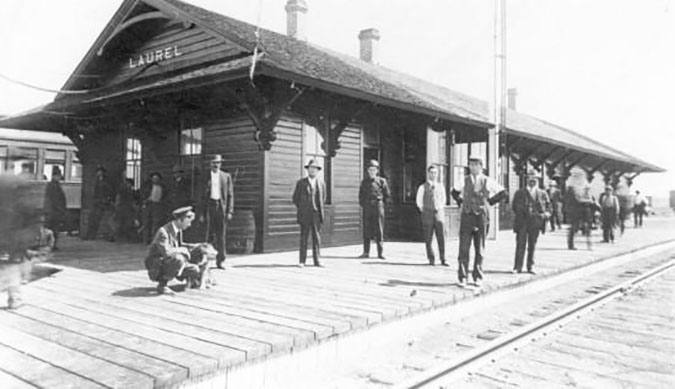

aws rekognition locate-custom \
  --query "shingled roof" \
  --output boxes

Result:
[0,0,664,173]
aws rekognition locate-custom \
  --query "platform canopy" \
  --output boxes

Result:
[0,0,663,176]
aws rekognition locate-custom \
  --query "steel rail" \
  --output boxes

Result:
[395,256,675,389]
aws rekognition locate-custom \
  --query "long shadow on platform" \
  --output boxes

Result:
[233,264,303,269]
[362,261,430,266]
[379,279,456,288]
[112,286,159,297]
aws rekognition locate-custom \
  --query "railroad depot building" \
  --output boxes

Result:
[0,0,663,253]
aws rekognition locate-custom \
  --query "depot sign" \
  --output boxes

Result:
[129,46,183,68]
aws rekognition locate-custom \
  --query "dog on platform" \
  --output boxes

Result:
[188,242,218,289]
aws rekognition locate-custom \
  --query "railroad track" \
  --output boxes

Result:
[394,254,675,389]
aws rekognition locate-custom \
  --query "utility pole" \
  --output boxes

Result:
[488,0,506,240]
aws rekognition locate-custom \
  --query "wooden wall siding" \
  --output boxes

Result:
[203,116,264,251]
[328,125,362,245]
[264,118,363,252]
[264,117,304,252]
[380,128,403,239]
[104,21,247,87]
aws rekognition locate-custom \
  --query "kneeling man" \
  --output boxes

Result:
[145,206,201,294]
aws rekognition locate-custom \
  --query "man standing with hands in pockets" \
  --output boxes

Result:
[292,159,326,267]
[200,154,234,269]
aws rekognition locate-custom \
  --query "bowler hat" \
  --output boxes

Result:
[367,159,380,169]
[468,154,484,165]
[51,166,62,177]
[304,159,322,170]
[149,171,162,179]
[605,185,614,191]
[172,164,184,173]
[96,165,106,173]
[172,206,194,219]
[208,154,223,163]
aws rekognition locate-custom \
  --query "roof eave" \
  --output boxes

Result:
[258,64,492,130]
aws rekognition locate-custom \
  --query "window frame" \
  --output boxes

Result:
[301,121,332,205]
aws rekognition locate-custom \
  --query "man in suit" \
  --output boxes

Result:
[416,165,448,266]
[144,206,200,295]
[511,170,550,274]
[358,160,391,259]
[599,185,620,243]
[292,159,326,267]
[199,154,234,269]
[451,155,507,287]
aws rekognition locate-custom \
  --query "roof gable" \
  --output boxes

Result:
[58,0,251,97]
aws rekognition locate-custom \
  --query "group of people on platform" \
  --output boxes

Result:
[77,152,645,295]
[84,163,201,245]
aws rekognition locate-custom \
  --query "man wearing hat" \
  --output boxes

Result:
[358,160,391,259]
[511,170,550,274]
[86,165,114,240]
[144,206,201,295]
[292,159,326,267]
[547,180,563,232]
[598,185,620,243]
[199,154,234,269]
[43,167,67,250]
[451,155,507,286]
[141,172,168,244]
[169,163,192,210]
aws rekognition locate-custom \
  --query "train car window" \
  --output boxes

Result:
[44,149,66,180]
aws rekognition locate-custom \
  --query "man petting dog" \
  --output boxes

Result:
[145,206,203,295]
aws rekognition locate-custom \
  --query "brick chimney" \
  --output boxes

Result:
[285,0,308,40]
[507,88,518,110]
[358,28,381,64]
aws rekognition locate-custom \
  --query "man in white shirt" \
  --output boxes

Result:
[416,165,447,265]
[450,155,507,287]
[199,154,234,269]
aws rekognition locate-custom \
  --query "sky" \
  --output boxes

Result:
[1,0,673,199]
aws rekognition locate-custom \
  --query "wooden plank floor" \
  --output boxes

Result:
[1,218,674,388]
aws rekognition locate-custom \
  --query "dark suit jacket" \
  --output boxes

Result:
[512,186,550,232]
[292,177,326,224]
[201,170,234,218]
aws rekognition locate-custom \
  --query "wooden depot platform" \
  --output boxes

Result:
[1,218,674,388]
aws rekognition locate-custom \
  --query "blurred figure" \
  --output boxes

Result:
[633,190,647,228]
[43,167,67,250]
[86,166,114,240]
[565,172,594,250]
[169,164,193,210]
[141,172,168,244]
[547,181,563,232]
[616,184,631,235]
[115,178,138,242]
[599,185,620,243]
[1,175,54,309]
